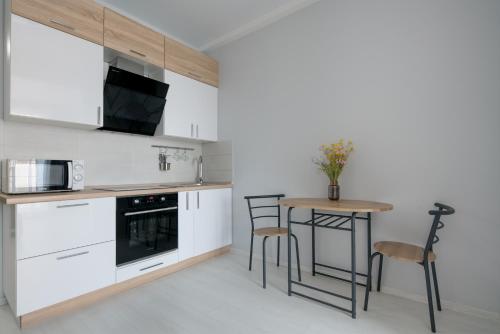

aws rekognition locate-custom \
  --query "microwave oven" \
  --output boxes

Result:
[1,159,85,194]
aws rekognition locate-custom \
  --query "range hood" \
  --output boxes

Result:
[99,66,169,136]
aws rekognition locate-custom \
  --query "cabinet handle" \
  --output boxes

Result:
[97,106,102,126]
[187,72,201,79]
[57,203,89,209]
[197,191,200,209]
[57,251,89,260]
[191,123,194,137]
[186,192,189,210]
[130,49,146,57]
[49,19,75,31]
[196,124,199,138]
[140,262,163,271]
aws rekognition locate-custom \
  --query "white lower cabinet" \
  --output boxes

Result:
[116,250,179,283]
[17,241,115,316]
[178,188,232,259]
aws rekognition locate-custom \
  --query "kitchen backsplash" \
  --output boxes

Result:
[202,141,233,182]
[0,119,203,186]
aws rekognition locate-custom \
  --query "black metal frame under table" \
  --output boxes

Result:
[285,204,382,318]
[281,198,392,318]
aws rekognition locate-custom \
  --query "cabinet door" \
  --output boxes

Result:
[193,190,218,256]
[159,69,218,141]
[104,9,164,67]
[17,241,115,316]
[158,69,197,139]
[193,83,218,142]
[216,188,233,248]
[164,36,219,87]
[11,0,104,45]
[178,192,195,261]
[9,15,103,128]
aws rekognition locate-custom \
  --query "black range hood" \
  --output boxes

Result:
[99,66,169,136]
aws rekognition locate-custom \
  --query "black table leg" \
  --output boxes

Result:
[312,209,316,276]
[287,207,293,296]
[367,212,372,291]
[351,212,357,319]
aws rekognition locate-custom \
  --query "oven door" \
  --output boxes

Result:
[6,159,73,194]
[116,206,178,266]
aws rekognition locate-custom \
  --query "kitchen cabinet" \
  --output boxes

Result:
[10,0,104,45]
[16,198,115,260]
[157,69,218,142]
[2,197,116,316]
[178,189,232,259]
[104,9,164,68]
[164,36,219,87]
[6,14,104,128]
[17,241,115,315]
[116,250,179,283]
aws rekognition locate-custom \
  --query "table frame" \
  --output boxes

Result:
[286,207,372,318]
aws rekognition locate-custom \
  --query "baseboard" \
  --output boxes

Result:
[231,247,500,321]
[380,286,500,321]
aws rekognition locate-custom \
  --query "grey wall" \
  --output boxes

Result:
[211,0,500,313]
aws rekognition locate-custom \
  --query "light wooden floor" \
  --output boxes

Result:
[1,251,498,334]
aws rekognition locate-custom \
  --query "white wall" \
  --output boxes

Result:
[0,2,202,302]
[210,0,500,314]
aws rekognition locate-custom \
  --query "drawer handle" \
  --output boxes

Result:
[49,19,75,31]
[56,203,89,209]
[140,262,163,271]
[130,49,146,57]
[187,72,201,79]
[57,251,89,260]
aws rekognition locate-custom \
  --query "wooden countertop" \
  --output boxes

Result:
[0,182,233,205]
[278,198,393,213]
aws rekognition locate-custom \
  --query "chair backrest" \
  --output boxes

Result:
[423,202,455,262]
[244,194,285,231]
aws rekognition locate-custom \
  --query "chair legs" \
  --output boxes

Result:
[364,252,382,311]
[277,236,280,267]
[431,262,442,311]
[261,234,301,289]
[291,233,302,282]
[249,233,254,271]
[262,236,269,288]
[424,261,437,333]
[377,254,383,292]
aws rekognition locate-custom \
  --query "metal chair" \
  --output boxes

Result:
[363,203,455,333]
[245,194,301,288]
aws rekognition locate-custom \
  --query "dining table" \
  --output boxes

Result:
[278,198,393,318]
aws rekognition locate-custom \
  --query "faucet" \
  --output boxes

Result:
[197,156,203,184]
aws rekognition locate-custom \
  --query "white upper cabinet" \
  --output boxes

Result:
[156,69,218,141]
[6,14,103,128]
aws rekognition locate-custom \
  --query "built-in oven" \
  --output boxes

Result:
[116,193,178,266]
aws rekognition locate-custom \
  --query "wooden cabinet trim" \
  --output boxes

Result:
[104,8,164,68]
[11,0,104,45]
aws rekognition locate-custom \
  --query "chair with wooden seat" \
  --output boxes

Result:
[245,194,301,288]
[363,203,455,333]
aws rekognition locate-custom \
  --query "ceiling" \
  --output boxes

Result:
[98,0,320,50]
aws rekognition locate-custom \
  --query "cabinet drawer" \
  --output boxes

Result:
[16,197,115,260]
[17,241,115,316]
[11,0,104,45]
[104,9,164,67]
[116,251,179,283]
[164,36,218,87]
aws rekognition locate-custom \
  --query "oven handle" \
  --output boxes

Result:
[67,161,73,189]
[123,206,178,216]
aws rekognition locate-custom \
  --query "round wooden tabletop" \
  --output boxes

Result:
[278,198,393,213]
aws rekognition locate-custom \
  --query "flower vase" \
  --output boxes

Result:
[328,184,340,201]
